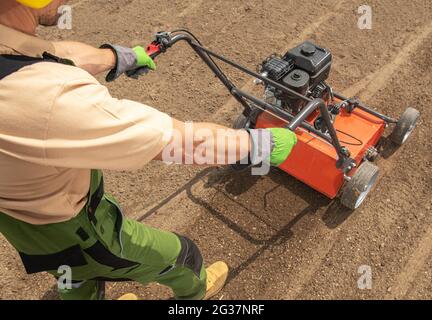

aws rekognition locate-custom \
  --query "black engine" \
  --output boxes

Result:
[259,41,332,113]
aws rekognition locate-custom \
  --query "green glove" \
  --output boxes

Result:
[132,46,156,70]
[248,128,297,168]
[268,128,297,166]
[101,44,156,82]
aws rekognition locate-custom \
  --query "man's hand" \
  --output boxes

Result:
[100,44,156,82]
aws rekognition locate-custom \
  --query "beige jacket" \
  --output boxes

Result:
[0,25,173,224]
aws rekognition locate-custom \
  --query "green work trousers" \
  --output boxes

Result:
[0,170,206,300]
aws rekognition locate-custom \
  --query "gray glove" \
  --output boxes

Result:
[233,128,297,173]
[101,44,156,82]
[248,129,274,165]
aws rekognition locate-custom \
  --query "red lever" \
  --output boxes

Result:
[146,42,162,59]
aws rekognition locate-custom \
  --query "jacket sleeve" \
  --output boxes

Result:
[43,72,173,170]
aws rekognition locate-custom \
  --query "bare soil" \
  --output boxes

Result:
[1,0,431,300]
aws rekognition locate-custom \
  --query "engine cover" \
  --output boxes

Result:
[260,41,332,113]
[283,41,332,89]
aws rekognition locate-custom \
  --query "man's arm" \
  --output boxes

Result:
[153,118,297,168]
[153,119,252,165]
[52,41,116,76]
[53,40,155,81]
[48,43,296,169]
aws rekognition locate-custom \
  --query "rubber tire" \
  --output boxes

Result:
[340,161,379,210]
[390,107,420,146]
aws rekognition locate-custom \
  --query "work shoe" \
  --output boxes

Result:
[204,261,229,300]
[117,293,138,300]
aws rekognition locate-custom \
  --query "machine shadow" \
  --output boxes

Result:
[137,168,214,222]
[184,166,355,284]
[321,200,354,229]
[192,167,354,241]
[378,136,400,159]
[136,165,355,285]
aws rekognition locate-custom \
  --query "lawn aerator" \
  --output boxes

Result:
[143,30,420,210]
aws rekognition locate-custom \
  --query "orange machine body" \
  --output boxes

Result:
[255,105,386,198]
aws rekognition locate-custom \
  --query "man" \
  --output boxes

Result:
[0,0,297,300]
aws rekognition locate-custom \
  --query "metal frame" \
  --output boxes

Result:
[150,31,396,169]
[332,92,397,123]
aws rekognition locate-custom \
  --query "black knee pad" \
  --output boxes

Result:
[176,235,203,278]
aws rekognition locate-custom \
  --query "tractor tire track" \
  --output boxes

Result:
[343,21,432,100]
[179,0,204,18]
[386,224,432,299]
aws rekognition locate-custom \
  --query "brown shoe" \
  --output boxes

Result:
[204,261,229,300]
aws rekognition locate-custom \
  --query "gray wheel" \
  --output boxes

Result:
[390,107,420,145]
[340,161,379,210]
